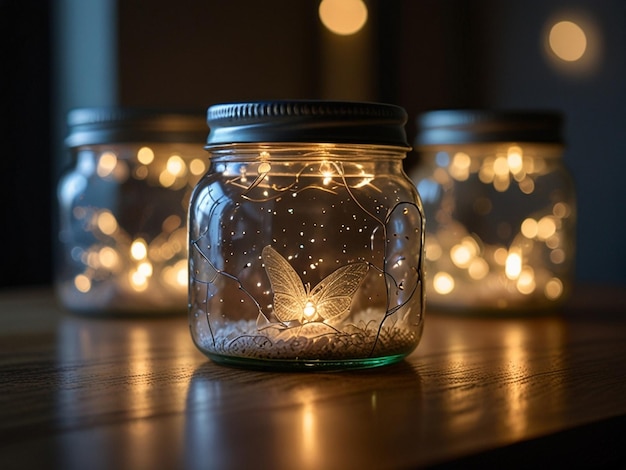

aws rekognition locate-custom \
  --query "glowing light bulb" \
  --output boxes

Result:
[130,270,148,291]
[137,147,154,165]
[131,238,148,260]
[507,146,524,174]
[493,156,509,176]
[450,244,472,268]
[97,152,117,177]
[549,21,587,62]
[319,0,368,36]
[159,170,176,187]
[425,239,442,261]
[319,161,334,185]
[99,246,119,269]
[505,250,523,279]
[433,272,454,295]
[494,247,508,266]
[521,218,539,239]
[518,177,535,194]
[176,267,187,287]
[537,216,557,240]
[553,202,570,218]
[303,301,317,319]
[96,211,118,235]
[137,261,153,277]
[468,258,489,280]
[449,152,471,181]
[545,278,563,299]
[189,158,206,176]
[74,274,91,293]
[516,267,536,294]
[166,155,186,177]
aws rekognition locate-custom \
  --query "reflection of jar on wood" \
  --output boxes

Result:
[409,110,576,312]
[56,108,207,315]
[188,100,425,370]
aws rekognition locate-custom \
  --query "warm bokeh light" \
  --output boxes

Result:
[189,158,207,176]
[137,261,153,277]
[468,258,489,280]
[545,277,563,299]
[521,218,538,239]
[516,267,536,295]
[507,146,523,174]
[137,146,155,165]
[425,238,442,261]
[96,210,118,235]
[420,139,575,309]
[549,21,587,62]
[167,155,186,177]
[131,238,148,260]
[449,152,471,181]
[99,246,119,269]
[537,216,557,241]
[97,152,117,178]
[74,274,91,293]
[319,0,368,36]
[505,251,522,280]
[130,269,149,291]
[159,170,177,188]
[433,272,454,295]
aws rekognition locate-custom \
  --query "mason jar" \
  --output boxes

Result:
[189,100,425,370]
[56,108,207,315]
[409,110,576,313]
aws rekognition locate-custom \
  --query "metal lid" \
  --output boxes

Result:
[206,100,410,148]
[415,109,564,146]
[65,107,207,147]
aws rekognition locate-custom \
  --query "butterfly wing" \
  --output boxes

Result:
[262,246,307,322]
[310,262,369,321]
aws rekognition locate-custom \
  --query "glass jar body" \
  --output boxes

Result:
[56,142,206,315]
[409,143,576,312]
[188,144,425,370]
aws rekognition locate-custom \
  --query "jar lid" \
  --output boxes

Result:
[65,107,207,147]
[415,109,564,146]
[206,100,410,148]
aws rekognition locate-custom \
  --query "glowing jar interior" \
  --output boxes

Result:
[411,111,576,313]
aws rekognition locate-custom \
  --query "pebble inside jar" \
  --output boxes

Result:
[188,101,425,370]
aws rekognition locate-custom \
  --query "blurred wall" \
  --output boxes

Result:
[396,0,626,284]
[1,0,624,287]
[1,0,52,287]
[116,1,322,107]
[479,0,626,284]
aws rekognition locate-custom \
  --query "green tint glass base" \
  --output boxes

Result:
[206,353,408,372]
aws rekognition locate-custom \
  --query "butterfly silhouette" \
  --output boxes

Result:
[262,245,368,324]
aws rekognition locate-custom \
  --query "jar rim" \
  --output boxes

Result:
[204,142,411,156]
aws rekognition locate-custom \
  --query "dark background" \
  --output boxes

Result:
[1,0,625,288]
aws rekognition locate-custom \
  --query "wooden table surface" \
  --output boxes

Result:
[1,285,625,469]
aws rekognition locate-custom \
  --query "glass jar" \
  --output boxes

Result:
[189,100,425,370]
[409,110,576,312]
[56,108,207,315]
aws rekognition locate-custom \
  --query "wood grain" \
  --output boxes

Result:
[0,286,625,469]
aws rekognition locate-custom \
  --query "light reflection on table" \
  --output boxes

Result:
[1,287,624,469]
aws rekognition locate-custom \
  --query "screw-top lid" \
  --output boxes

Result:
[65,107,207,147]
[206,100,410,148]
[415,110,564,146]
